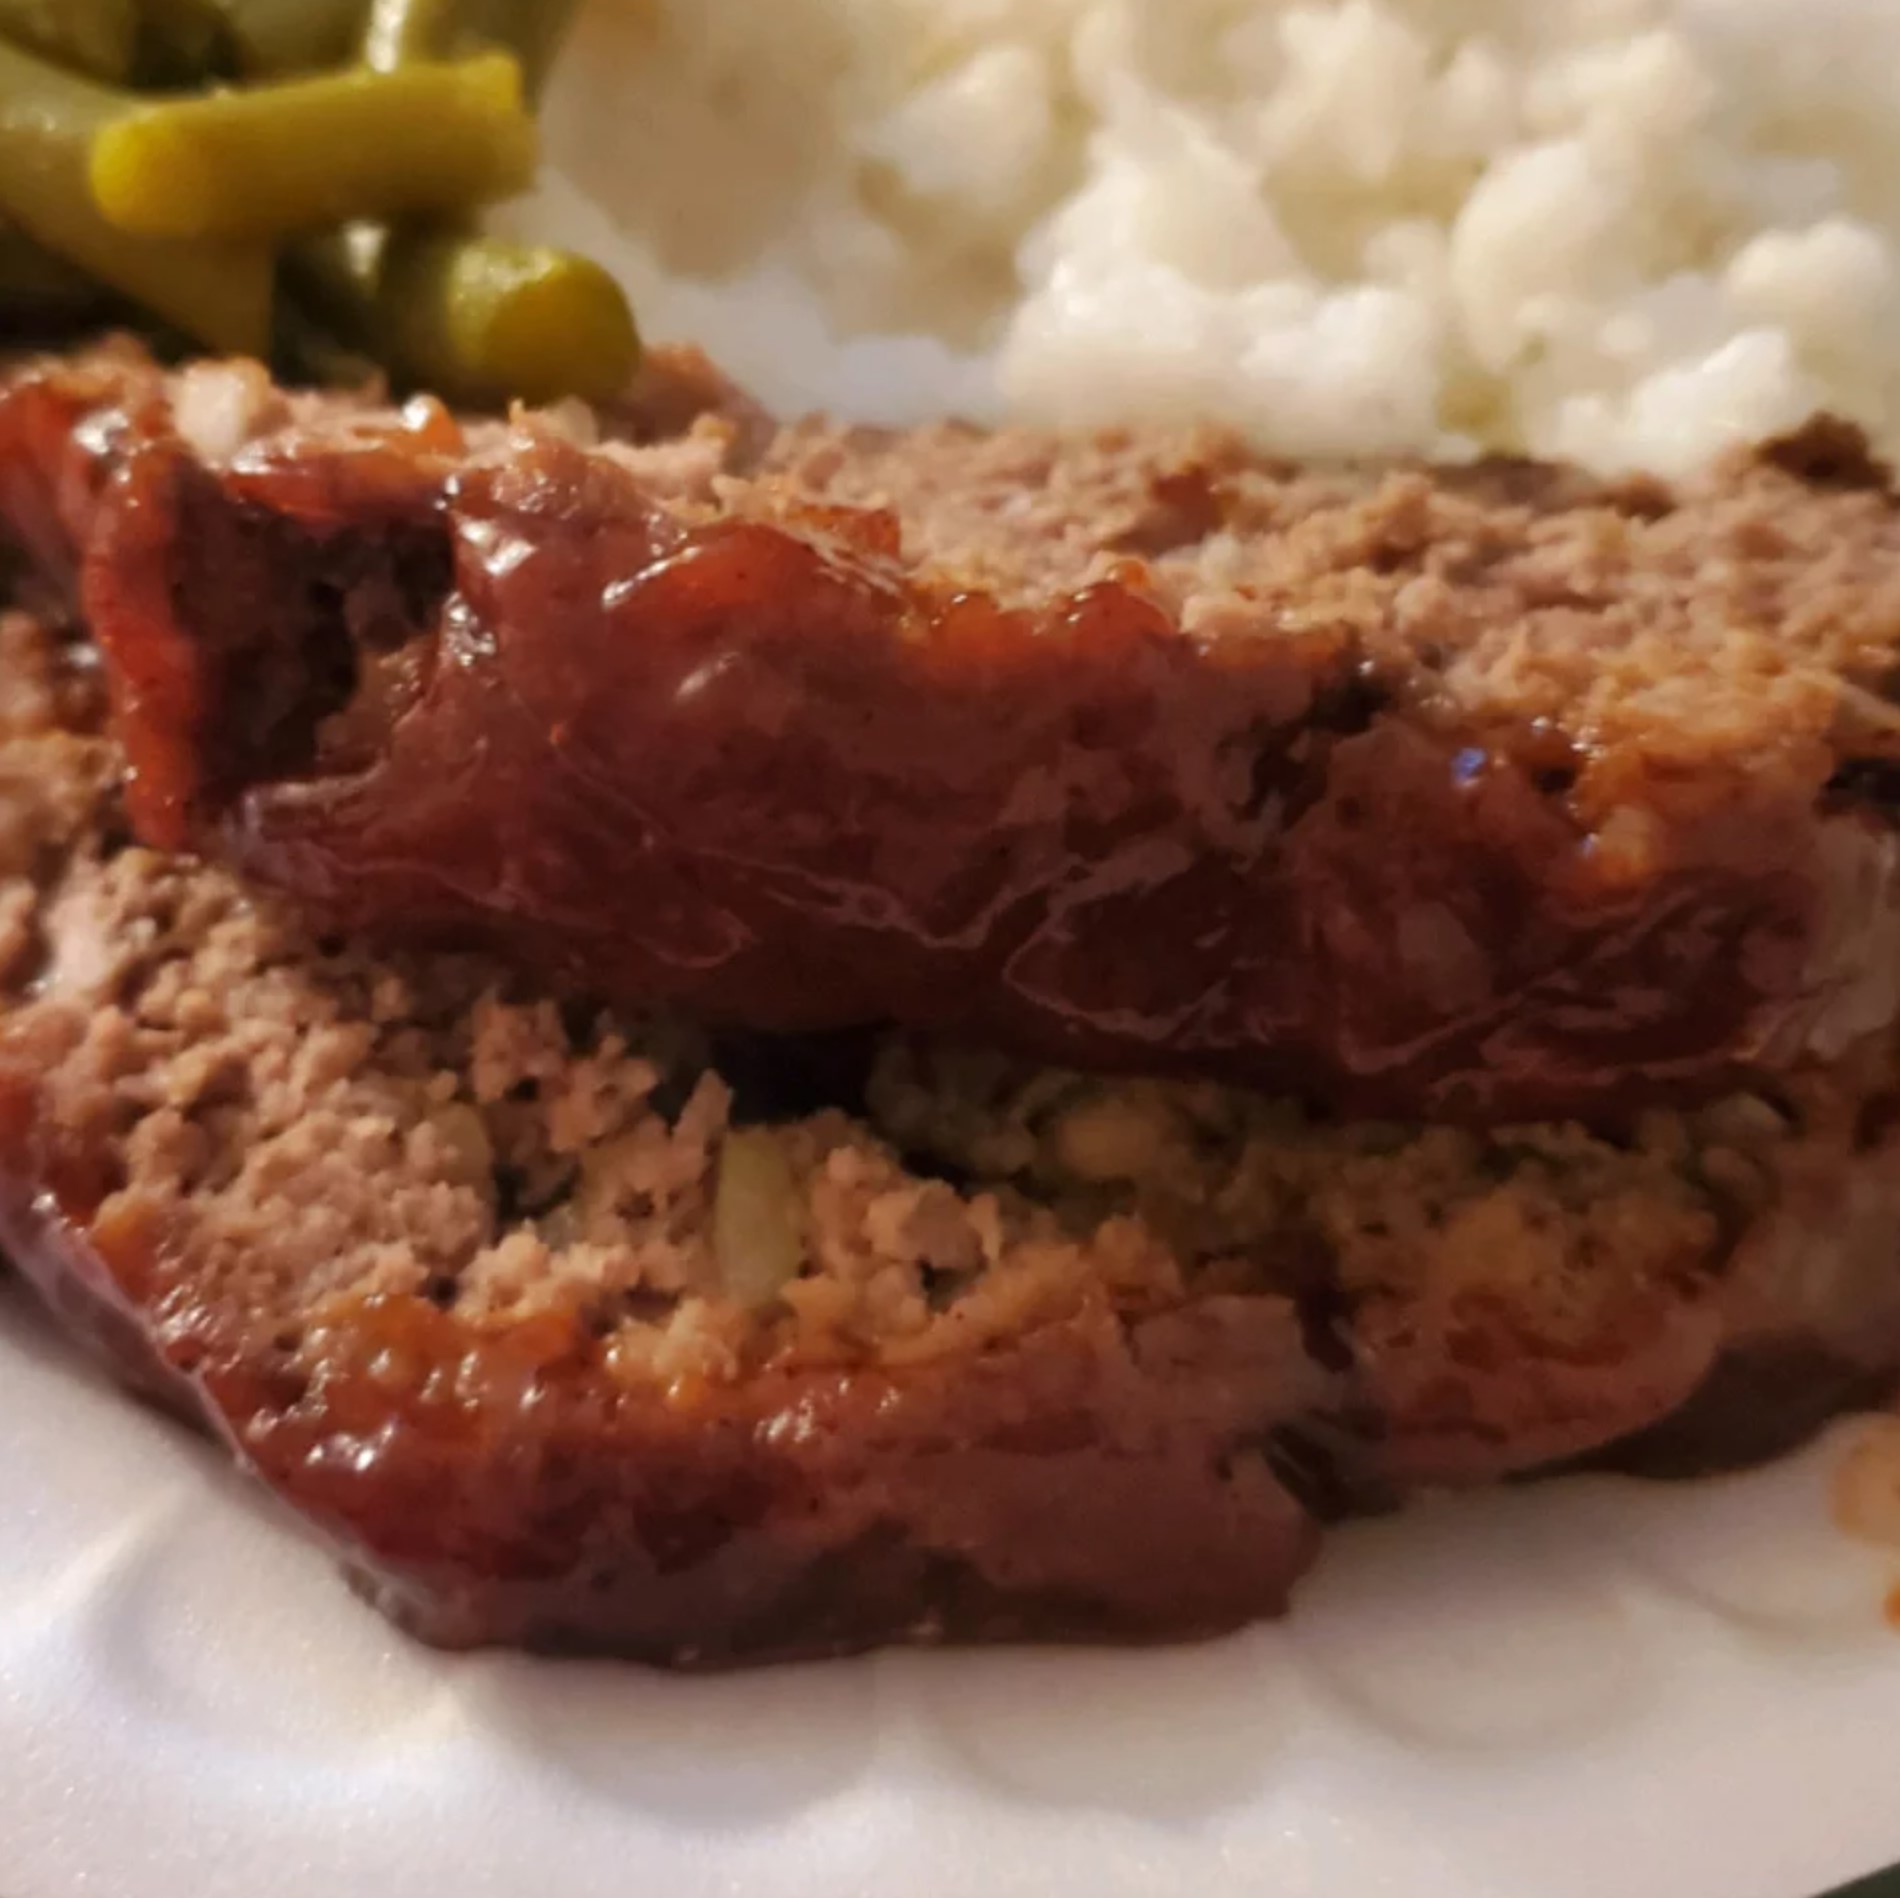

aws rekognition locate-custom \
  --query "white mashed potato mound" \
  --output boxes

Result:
[536,0,1900,474]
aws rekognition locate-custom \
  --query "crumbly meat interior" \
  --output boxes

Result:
[0,601,1858,1452]
[756,414,1900,808]
[159,349,1900,822]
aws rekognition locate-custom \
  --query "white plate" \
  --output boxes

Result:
[4,1273,1899,1898]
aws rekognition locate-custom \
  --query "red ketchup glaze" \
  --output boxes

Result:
[0,1047,1327,1662]
[0,366,1846,1124]
[0,357,156,595]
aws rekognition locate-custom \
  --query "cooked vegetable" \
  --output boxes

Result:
[328,0,637,403]
[365,0,577,96]
[712,1131,807,1308]
[0,37,271,352]
[91,51,537,242]
[295,223,639,405]
[0,0,137,81]
[0,0,625,405]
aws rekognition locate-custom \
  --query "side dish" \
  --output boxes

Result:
[0,0,637,402]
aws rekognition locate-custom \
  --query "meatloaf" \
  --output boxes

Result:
[9,348,1900,1123]
[0,346,1899,1663]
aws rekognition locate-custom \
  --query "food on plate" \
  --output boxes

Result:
[86,53,539,242]
[0,0,636,402]
[0,35,275,353]
[3,0,1900,1669]
[0,343,1897,1661]
[11,349,1900,1126]
[543,0,1900,469]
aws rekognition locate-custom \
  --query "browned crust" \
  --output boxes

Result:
[0,1061,1327,1662]
[4,355,1900,1664]
[9,982,1900,1662]
[8,1111,1900,1662]
[9,350,1900,1123]
[9,878,1900,1662]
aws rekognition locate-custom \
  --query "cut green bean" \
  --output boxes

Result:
[90,52,538,243]
[295,223,639,406]
[0,37,271,352]
[365,0,576,97]
[0,0,606,406]
[335,2,616,405]
[0,0,138,81]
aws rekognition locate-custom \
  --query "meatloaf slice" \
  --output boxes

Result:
[2,601,1899,1662]
[7,350,1900,1123]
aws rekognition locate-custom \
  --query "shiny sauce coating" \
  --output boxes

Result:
[2,371,1864,1124]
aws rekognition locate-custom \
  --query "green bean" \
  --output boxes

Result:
[336,2,620,405]
[0,37,271,353]
[90,52,538,243]
[0,0,138,81]
[294,223,639,405]
[365,0,576,97]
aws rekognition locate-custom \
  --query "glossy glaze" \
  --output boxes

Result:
[0,357,1869,1122]
[0,1042,1329,1662]
[86,436,1850,1123]
[2,1030,1894,1663]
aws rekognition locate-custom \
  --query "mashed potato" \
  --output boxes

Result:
[532,0,1900,475]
